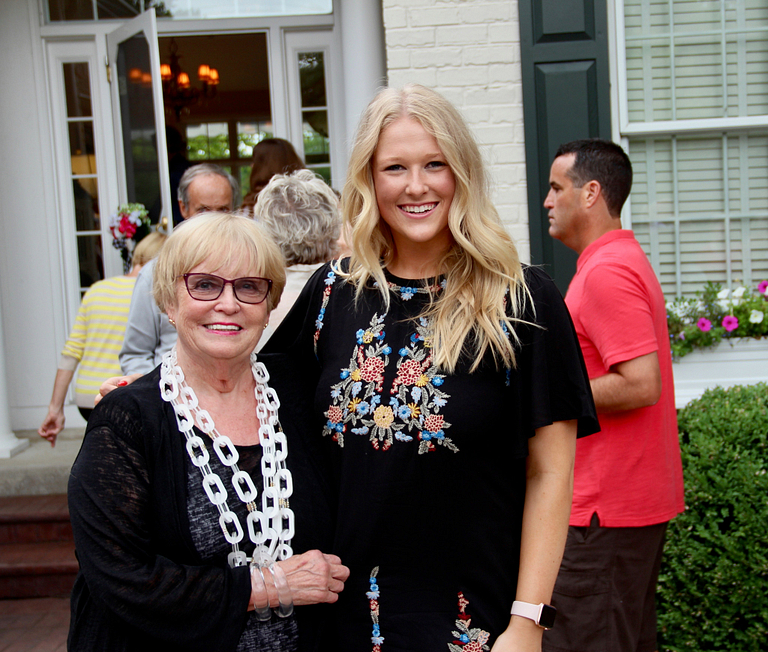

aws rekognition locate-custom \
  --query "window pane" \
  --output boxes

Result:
[237,122,272,158]
[299,52,327,107]
[48,0,93,21]
[309,165,331,186]
[63,63,92,117]
[303,111,329,165]
[161,0,332,19]
[97,0,142,19]
[77,234,104,288]
[187,123,230,160]
[115,34,162,221]
[69,122,96,172]
[73,179,100,231]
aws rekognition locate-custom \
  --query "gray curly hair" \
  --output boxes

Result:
[253,169,340,266]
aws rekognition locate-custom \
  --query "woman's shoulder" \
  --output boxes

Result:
[89,368,164,431]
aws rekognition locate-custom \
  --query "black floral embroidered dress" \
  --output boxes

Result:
[266,262,598,652]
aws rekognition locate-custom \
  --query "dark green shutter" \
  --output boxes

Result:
[519,0,612,294]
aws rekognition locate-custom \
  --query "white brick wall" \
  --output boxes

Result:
[382,0,531,261]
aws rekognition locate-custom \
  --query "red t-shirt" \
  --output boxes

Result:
[565,230,684,527]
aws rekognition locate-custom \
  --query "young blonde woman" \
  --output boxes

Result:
[265,85,598,651]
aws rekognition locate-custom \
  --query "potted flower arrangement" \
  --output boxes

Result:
[666,280,768,359]
[666,280,768,408]
[109,203,151,273]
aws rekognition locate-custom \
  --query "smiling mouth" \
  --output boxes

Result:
[205,324,242,332]
[400,203,437,214]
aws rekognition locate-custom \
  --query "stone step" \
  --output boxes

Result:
[0,541,78,599]
[0,495,77,599]
[0,494,72,545]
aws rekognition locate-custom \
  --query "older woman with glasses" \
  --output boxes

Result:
[67,212,348,652]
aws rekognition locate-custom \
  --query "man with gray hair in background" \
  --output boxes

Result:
[119,163,239,375]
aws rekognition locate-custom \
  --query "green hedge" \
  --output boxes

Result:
[657,383,768,651]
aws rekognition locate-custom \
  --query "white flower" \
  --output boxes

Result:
[749,310,764,324]
[732,286,747,298]
[717,288,730,300]
[717,299,731,311]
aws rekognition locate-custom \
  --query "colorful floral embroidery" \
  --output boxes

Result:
[447,592,491,652]
[368,567,383,650]
[314,269,337,353]
[322,294,458,453]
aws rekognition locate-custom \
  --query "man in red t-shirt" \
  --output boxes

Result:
[541,139,684,652]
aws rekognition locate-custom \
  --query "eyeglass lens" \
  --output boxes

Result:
[184,274,271,304]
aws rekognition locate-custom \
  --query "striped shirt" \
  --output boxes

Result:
[60,276,137,407]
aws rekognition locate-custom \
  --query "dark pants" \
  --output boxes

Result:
[543,514,667,652]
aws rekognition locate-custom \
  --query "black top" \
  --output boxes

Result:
[67,353,335,652]
[264,263,598,651]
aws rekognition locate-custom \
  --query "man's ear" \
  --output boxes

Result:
[179,199,189,220]
[582,179,602,209]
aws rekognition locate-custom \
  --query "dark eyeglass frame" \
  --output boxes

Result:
[181,273,272,305]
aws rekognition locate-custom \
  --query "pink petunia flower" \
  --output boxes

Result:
[697,318,712,332]
[758,280,768,296]
[722,315,739,332]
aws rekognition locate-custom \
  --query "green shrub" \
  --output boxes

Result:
[657,383,768,651]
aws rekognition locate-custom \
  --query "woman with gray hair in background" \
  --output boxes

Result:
[253,169,342,341]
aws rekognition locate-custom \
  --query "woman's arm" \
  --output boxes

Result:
[38,366,75,446]
[491,419,577,652]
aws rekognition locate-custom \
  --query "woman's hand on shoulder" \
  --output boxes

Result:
[272,550,349,606]
[95,374,143,405]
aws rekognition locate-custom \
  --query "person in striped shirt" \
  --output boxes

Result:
[38,232,166,446]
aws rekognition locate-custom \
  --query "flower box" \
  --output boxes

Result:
[672,338,768,409]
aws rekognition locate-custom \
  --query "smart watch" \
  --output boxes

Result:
[510,600,557,629]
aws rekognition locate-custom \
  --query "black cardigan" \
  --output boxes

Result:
[67,352,333,652]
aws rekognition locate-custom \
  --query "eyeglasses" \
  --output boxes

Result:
[182,273,272,305]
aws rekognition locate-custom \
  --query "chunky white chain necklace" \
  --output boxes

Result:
[159,347,294,569]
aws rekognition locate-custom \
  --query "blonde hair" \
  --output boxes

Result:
[153,212,286,314]
[341,84,529,372]
[132,231,167,268]
[254,169,340,266]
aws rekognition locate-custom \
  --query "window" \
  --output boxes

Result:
[186,121,273,202]
[618,0,768,298]
[47,0,331,22]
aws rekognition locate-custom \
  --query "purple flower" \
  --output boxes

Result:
[722,315,739,332]
[678,332,685,340]
[697,318,712,332]
[758,280,768,296]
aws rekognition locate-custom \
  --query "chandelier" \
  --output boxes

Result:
[160,39,220,120]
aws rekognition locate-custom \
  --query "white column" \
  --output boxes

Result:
[339,0,387,147]
[0,299,29,458]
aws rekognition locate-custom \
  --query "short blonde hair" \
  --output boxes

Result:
[342,84,528,372]
[254,169,340,266]
[132,231,167,267]
[153,212,286,314]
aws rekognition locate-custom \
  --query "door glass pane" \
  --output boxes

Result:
[116,34,163,223]
[299,52,327,107]
[73,180,100,231]
[302,111,329,165]
[77,234,104,288]
[68,122,96,170]
[48,0,93,21]
[63,63,92,117]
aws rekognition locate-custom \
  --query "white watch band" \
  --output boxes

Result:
[511,600,556,629]
[510,600,541,622]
